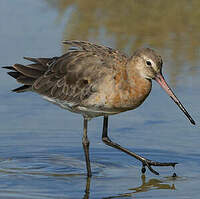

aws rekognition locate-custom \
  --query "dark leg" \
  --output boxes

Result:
[83,177,91,199]
[102,116,177,175]
[82,118,92,177]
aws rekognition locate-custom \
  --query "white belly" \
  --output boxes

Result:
[42,96,119,120]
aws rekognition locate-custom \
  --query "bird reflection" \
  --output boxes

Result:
[129,174,176,193]
[82,174,176,199]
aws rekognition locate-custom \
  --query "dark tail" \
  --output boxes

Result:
[3,57,51,93]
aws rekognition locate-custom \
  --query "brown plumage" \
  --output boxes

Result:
[5,41,128,111]
[3,40,195,177]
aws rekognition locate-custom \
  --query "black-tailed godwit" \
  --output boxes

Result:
[4,40,195,176]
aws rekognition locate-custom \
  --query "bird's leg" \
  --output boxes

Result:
[101,116,178,175]
[83,176,91,199]
[82,118,92,177]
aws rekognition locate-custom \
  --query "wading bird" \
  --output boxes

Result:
[4,40,195,176]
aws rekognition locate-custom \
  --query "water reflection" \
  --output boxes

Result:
[45,0,200,86]
[129,174,175,193]
[0,158,176,199]
[81,175,176,199]
[102,175,176,199]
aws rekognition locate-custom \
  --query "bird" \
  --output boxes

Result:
[3,40,195,177]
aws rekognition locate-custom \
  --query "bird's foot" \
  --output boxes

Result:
[141,159,178,175]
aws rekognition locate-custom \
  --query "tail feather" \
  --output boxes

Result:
[17,76,35,85]
[8,71,21,79]
[12,85,31,93]
[3,56,52,93]
[13,64,43,78]
[2,66,17,71]
[26,64,47,72]
[24,57,50,69]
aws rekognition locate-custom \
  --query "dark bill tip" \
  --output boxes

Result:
[172,97,195,125]
[155,73,196,125]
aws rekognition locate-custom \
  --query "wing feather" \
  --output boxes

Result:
[31,41,128,106]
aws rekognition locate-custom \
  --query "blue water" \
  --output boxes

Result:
[0,0,200,198]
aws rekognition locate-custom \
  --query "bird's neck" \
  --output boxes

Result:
[123,60,152,108]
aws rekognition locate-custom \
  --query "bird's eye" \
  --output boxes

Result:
[146,61,152,66]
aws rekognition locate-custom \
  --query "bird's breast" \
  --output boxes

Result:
[110,73,152,110]
[83,68,152,113]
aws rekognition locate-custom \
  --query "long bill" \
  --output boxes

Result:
[155,73,195,125]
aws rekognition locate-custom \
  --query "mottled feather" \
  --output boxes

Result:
[4,40,128,107]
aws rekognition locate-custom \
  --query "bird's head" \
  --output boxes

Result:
[130,48,195,125]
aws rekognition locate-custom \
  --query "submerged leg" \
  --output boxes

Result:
[82,118,92,177]
[83,177,91,199]
[101,116,177,175]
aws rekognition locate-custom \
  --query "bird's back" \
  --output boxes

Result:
[4,40,129,118]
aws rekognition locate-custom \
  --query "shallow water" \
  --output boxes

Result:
[0,0,200,198]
